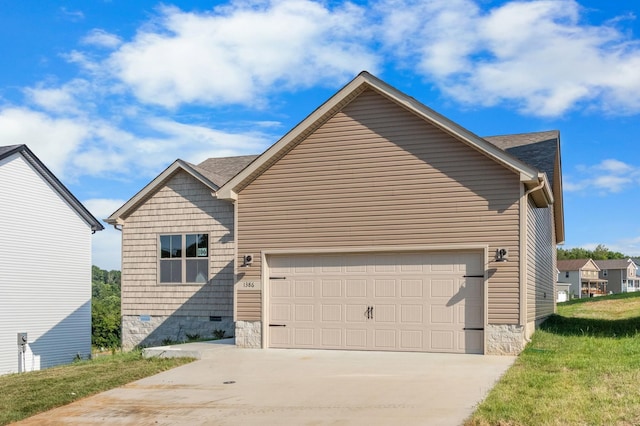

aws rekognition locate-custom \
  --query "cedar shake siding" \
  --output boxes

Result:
[236,89,522,325]
[120,170,235,348]
[526,198,556,324]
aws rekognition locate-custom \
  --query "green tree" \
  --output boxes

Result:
[92,265,121,349]
[557,245,627,260]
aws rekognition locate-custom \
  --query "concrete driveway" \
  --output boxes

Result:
[17,341,515,425]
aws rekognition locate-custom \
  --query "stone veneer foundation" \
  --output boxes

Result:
[485,324,526,355]
[235,321,262,348]
[122,315,234,350]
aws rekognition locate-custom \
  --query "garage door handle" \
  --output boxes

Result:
[269,324,287,327]
[463,275,484,278]
[365,306,374,319]
[463,327,484,331]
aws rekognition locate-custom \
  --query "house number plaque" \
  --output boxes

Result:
[237,281,261,290]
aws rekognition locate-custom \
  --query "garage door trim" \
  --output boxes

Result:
[261,244,489,353]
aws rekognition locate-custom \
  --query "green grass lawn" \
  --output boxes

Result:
[466,292,640,426]
[0,350,194,425]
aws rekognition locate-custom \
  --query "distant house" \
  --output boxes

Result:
[594,259,639,294]
[0,145,103,375]
[557,259,607,298]
[108,72,564,355]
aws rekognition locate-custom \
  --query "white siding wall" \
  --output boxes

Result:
[0,153,92,375]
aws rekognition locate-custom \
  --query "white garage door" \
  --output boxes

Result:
[267,252,484,354]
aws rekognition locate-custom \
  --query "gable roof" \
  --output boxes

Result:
[0,144,104,232]
[215,71,563,243]
[484,131,559,188]
[594,259,637,270]
[217,72,554,204]
[557,259,600,271]
[106,154,257,225]
[192,155,259,187]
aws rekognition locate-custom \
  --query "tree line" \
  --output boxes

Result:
[557,244,628,261]
[92,265,121,349]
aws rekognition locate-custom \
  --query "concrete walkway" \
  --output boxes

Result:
[17,342,515,426]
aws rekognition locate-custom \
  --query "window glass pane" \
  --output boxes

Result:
[186,259,208,283]
[160,260,182,283]
[160,235,171,258]
[186,234,208,257]
[197,234,208,257]
[186,234,197,257]
[171,235,182,258]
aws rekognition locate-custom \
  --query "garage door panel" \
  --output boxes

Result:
[294,304,314,321]
[271,304,291,321]
[294,328,314,346]
[431,279,455,297]
[346,279,367,297]
[430,330,455,350]
[431,306,454,324]
[295,280,314,297]
[375,279,397,297]
[271,281,291,297]
[268,252,484,354]
[401,279,423,297]
[374,329,397,348]
[345,329,367,348]
[374,305,396,323]
[400,304,423,323]
[321,328,342,346]
[321,279,342,297]
[399,330,423,349]
[322,304,342,321]
[270,327,291,345]
[345,304,368,322]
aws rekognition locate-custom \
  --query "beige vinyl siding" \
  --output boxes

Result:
[526,198,556,321]
[121,170,234,317]
[237,88,522,324]
[236,290,261,321]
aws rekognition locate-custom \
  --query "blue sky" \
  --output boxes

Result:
[1,0,639,270]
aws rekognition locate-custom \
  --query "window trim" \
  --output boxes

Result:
[158,233,210,284]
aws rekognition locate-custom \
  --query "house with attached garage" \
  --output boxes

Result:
[557,259,607,299]
[0,144,103,375]
[107,71,564,355]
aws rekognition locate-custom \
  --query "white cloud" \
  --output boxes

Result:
[0,108,88,176]
[0,104,272,181]
[565,158,640,194]
[107,1,378,108]
[82,29,122,49]
[377,0,640,116]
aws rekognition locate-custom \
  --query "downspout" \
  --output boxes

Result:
[520,178,546,336]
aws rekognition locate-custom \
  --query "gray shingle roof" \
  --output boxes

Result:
[0,144,23,159]
[557,259,594,271]
[594,259,634,270]
[484,130,559,187]
[195,155,259,187]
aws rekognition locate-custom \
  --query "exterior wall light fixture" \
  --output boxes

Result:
[496,248,508,262]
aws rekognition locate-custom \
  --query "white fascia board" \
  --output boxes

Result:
[106,160,218,224]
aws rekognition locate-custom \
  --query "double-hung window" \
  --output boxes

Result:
[159,234,209,283]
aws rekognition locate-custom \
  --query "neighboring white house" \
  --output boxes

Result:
[557,259,607,299]
[0,145,103,375]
